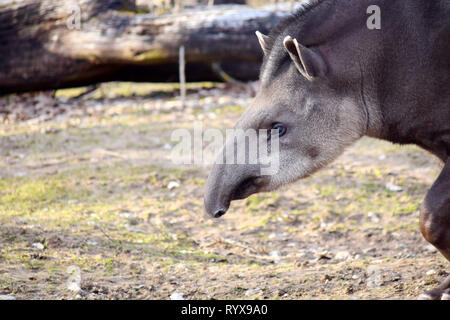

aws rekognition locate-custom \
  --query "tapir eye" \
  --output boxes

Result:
[271,123,287,137]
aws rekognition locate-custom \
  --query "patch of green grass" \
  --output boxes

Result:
[246,193,280,210]
[54,87,88,99]
[56,82,220,100]
[0,176,91,216]
[209,104,246,115]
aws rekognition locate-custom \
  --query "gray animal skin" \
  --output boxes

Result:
[204,0,450,299]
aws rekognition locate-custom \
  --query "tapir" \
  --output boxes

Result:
[204,0,450,299]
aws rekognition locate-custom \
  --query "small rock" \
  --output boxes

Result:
[269,233,286,240]
[66,265,82,293]
[365,265,394,288]
[31,242,45,250]
[426,270,437,276]
[287,242,296,247]
[169,233,178,240]
[269,250,281,256]
[118,211,136,219]
[67,282,81,293]
[391,272,401,281]
[128,227,149,234]
[0,295,16,300]
[335,251,351,261]
[366,265,384,288]
[244,288,261,296]
[320,221,333,228]
[366,265,381,275]
[167,181,180,190]
[363,247,376,254]
[386,183,403,192]
[367,212,380,223]
[269,250,281,260]
[425,244,437,253]
[367,273,383,289]
[170,292,185,300]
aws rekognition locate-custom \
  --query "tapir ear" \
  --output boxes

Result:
[255,31,270,55]
[283,36,327,80]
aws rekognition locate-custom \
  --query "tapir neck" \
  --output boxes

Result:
[360,1,450,161]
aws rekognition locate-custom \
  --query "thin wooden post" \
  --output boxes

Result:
[179,45,186,109]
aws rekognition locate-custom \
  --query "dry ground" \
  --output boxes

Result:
[0,83,447,300]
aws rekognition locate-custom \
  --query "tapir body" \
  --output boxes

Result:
[204,0,450,299]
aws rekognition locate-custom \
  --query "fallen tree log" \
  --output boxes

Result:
[0,0,296,93]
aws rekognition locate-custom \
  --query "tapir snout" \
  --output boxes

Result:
[204,162,264,218]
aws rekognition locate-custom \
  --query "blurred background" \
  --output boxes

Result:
[0,0,446,300]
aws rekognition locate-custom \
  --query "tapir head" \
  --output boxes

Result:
[204,30,367,218]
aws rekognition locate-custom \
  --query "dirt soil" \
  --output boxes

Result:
[0,83,447,300]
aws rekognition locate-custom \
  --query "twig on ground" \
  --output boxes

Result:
[73,84,101,100]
